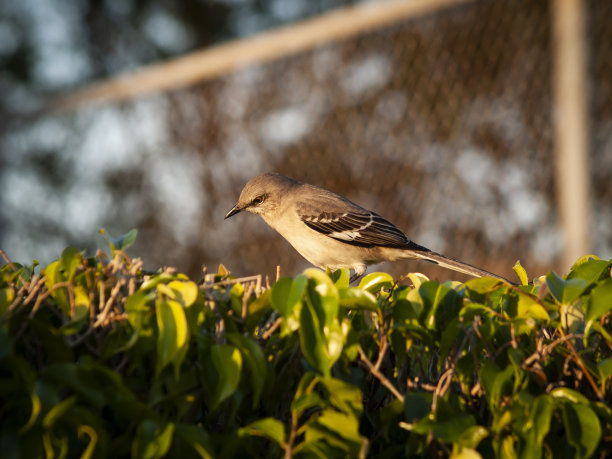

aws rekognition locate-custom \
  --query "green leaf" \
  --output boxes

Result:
[330,268,350,289]
[174,424,214,459]
[316,409,362,444]
[419,281,462,331]
[404,392,431,422]
[545,272,588,304]
[239,418,286,447]
[19,390,42,433]
[319,377,363,415]
[411,413,476,443]
[455,425,489,450]
[291,392,324,415]
[406,272,429,289]
[300,294,333,377]
[464,276,504,295]
[100,228,138,252]
[524,395,554,446]
[271,275,307,318]
[43,261,69,314]
[227,333,267,407]
[338,287,379,311]
[167,280,198,307]
[60,247,82,280]
[155,299,189,378]
[597,358,612,381]
[210,344,242,410]
[561,403,601,458]
[132,420,175,459]
[585,279,612,324]
[550,387,590,405]
[567,256,610,284]
[42,395,77,428]
[517,293,549,322]
[513,261,529,286]
[77,425,98,459]
[380,399,404,438]
[560,301,584,334]
[480,362,514,411]
[61,286,91,335]
[124,290,153,350]
[357,272,394,293]
[305,269,340,324]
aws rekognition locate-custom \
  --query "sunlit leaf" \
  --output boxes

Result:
[567,256,609,284]
[60,247,82,280]
[168,280,198,307]
[155,299,189,378]
[299,295,332,377]
[77,425,98,459]
[338,287,379,311]
[239,418,286,447]
[357,272,394,293]
[512,260,528,286]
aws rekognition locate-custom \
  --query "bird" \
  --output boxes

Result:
[225,173,513,284]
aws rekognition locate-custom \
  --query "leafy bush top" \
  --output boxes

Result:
[1,232,611,458]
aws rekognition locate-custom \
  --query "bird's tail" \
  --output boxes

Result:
[412,250,515,285]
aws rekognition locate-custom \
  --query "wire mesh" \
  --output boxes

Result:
[1,0,610,284]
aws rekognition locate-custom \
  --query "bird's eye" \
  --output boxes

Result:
[253,195,264,204]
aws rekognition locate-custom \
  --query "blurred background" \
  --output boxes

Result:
[1,0,610,283]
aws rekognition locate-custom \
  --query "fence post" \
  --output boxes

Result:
[552,0,591,270]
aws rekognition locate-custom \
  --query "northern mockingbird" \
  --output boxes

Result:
[225,173,513,284]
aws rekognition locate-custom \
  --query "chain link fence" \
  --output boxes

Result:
[2,0,610,283]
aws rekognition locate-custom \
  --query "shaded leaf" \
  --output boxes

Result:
[546,272,588,304]
[132,419,174,459]
[210,344,242,409]
[561,403,601,458]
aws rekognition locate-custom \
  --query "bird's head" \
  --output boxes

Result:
[224,173,298,219]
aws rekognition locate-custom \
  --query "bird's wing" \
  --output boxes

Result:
[298,207,417,248]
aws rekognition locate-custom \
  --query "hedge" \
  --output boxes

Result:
[0,230,611,458]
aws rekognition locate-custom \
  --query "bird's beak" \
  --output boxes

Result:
[224,205,242,219]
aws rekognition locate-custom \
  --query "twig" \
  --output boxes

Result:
[261,317,282,340]
[0,249,28,286]
[94,279,125,327]
[241,284,253,319]
[358,344,404,403]
[523,333,582,367]
[564,336,603,400]
[23,275,46,305]
[431,332,469,412]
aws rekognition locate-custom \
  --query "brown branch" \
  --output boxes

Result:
[564,336,603,400]
[358,344,404,403]
[523,333,582,368]
[94,279,125,327]
[261,317,283,340]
